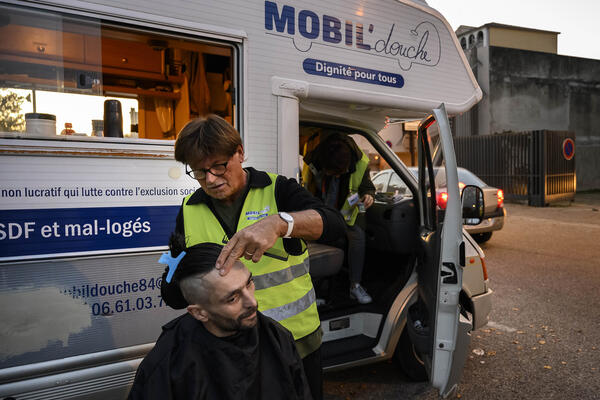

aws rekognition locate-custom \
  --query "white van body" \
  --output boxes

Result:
[0,0,491,398]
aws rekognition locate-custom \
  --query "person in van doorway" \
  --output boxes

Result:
[129,237,313,399]
[160,114,346,400]
[303,133,376,304]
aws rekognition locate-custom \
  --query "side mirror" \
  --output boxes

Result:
[461,185,484,225]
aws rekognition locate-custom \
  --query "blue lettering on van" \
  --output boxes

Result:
[265,1,295,34]
[264,1,441,71]
[303,59,404,88]
[322,15,341,44]
[0,205,179,259]
[298,10,319,39]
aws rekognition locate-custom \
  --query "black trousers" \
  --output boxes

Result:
[302,347,323,400]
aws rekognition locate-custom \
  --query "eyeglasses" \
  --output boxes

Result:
[185,160,229,180]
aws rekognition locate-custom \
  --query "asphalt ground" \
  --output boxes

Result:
[323,192,600,399]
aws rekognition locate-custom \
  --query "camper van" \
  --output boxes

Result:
[0,0,492,398]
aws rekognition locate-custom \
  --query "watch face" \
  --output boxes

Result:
[279,212,293,222]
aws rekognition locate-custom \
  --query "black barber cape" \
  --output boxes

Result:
[128,312,313,400]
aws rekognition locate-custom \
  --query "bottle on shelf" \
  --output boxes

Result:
[61,122,75,135]
[130,108,138,133]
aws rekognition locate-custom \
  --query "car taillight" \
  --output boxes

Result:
[437,192,448,209]
[497,189,504,208]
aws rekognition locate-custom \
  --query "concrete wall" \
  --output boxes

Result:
[453,46,490,137]
[487,47,600,190]
[488,27,557,54]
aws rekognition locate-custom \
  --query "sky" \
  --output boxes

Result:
[426,0,600,60]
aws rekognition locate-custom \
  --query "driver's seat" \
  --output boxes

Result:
[307,243,344,279]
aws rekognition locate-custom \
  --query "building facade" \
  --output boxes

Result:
[455,23,600,191]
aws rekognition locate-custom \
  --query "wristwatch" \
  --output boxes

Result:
[278,212,294,238]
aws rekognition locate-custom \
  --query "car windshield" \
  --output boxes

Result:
[407,167,488,188]
[457,168,487,187]
[372,166,488,195]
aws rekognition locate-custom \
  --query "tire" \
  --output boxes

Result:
[394,328,428,382]
[473,232,492,243]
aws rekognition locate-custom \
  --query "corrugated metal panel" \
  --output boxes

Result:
[454,130,576,206]
[0,253,181,370]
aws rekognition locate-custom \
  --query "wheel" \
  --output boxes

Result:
[473,232,492,243]
[394,328,428,382]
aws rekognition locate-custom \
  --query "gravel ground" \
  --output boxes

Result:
[324,192,600,399]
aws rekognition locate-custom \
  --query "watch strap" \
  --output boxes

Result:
[279,212,294,238]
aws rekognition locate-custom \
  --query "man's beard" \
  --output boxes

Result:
[210,305,258,334]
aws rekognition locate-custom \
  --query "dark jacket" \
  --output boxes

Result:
[128,312,313,400]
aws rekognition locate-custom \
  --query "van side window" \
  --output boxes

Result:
[0,4,236,141]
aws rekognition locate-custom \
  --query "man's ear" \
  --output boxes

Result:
[187,304,209,322]
[236,145,245,162]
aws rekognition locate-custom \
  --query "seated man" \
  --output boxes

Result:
[303,133,375,304]
[129,234,312,400]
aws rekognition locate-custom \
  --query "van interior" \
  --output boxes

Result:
[299,123,422,368]
[0,4,236,138]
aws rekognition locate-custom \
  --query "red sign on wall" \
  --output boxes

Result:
[562,138,575,161]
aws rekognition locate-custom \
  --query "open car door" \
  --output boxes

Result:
[414,104,471,397]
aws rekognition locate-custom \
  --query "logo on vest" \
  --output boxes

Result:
[246,206,271,221]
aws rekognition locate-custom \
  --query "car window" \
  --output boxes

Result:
[372,171,390,192]
[409,167,451,189]
[410,166,489,190]
[389,172,409,195]
[457,169,487,187]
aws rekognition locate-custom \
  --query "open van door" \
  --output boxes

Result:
[414,104,471,397]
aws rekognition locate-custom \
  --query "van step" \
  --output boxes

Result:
[322,335,377,367]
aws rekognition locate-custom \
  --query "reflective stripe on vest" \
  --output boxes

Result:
[253,257,310,290]
[182,172,320,340]
[340,151,370,226]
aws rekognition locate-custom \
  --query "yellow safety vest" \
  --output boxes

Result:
[182,172,319,340]
[339,152,370,226]
[304,151,370,226]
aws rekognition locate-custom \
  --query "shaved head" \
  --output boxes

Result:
[179,261,245,306]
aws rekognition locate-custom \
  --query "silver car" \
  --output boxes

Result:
[372,167,506,243]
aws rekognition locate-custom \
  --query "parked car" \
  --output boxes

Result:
[372,167,505,243]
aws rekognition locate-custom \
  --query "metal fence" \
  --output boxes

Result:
[453,130,576,206]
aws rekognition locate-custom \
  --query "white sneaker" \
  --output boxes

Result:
[350,284,372,304]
